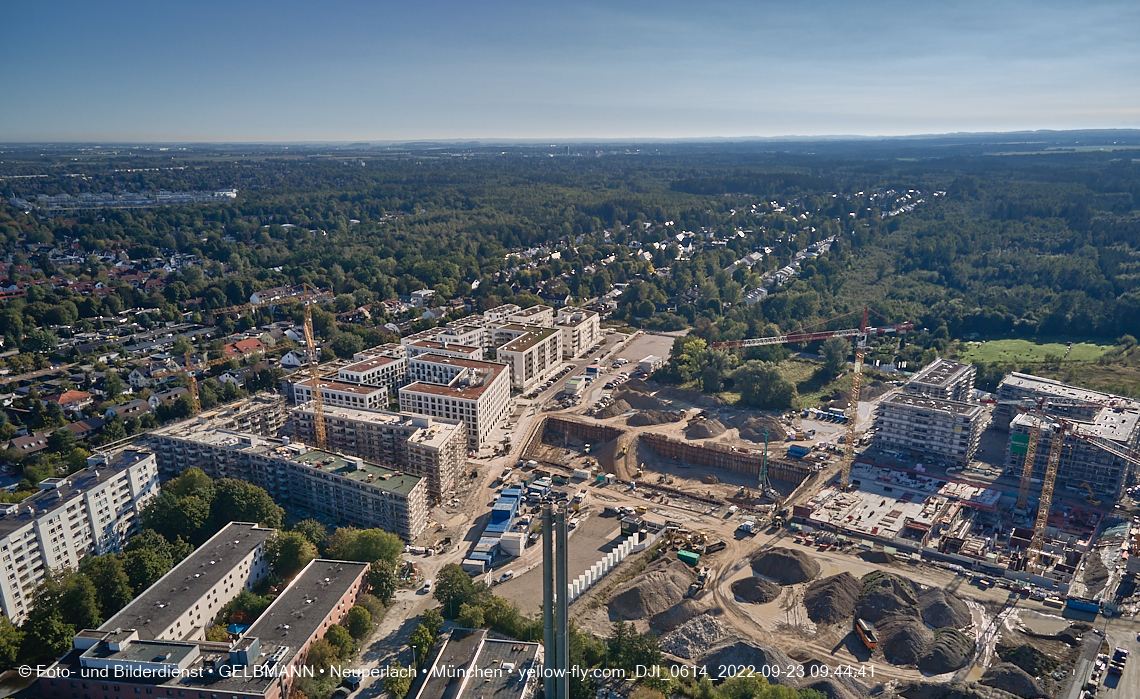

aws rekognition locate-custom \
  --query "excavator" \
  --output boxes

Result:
[1082,482,1101,505]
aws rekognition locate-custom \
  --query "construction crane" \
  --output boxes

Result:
[302,287,328,452]
[711,307,914,488]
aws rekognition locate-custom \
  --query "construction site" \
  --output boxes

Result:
[492,315,1140,699]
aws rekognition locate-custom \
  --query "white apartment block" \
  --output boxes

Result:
[872,393,988,465]
[99,521,272,640]
[506,304,554,327]
[291,377,389,411]
[556,308,600,359]
[496,325,564,391]
[482,303,522,324]
[904,358,976,402]
[406,339,485,361]
[291,404,467,502]
[338,354,408,394]
[400,354,511,450]
[0,449,161,624]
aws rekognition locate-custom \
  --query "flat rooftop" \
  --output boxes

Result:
[410,340,480,354]
[511,305,551,318]
[882,393,982,416]
[101,522,271,640]
[556,309,597,327]
[999,372,1139,408]
[499,326,559,353]
[293,403,463,448]
[909,358,972,388]
[341,355,402,372]
[1012,410,1140,445]
[291,449,421,494]
[414,628,540,699]
[294,378,387,395]
[0,448,153,539]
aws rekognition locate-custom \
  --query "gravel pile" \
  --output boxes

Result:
[686,418,727,439]
[879,615,934,666]
[804,572,860,624]
[732,577,782,604]
[919,629,976,674]
[856,571,920,623]
[980,663,1048,699]
[607,558,694,620]
[800,675,870,699]
[614,386,671,411]
[660,614,726,659]
[751,548,821,584]
[626,409,685,427]
[648,599,700,634]
[699,641,800,684]
[737,416,786,443]
[891,681,1024,699]
[596,399,632,419]
[996,644,1059,677]
[919,587,972,629]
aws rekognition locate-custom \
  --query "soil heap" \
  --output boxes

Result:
[606,557,695,620]
[736,415,786,443]
[918,587,972,629]
[648,599,701,634]
[686,418,727,439]
[614,384,671,411]
[919,629,976,674]
[699,641,799,683]
[750,548,820,584]
[980,663,1048,699]
[804,572,861,624]
[596,399,632,419]
[856,571,920,623]
[732,577,782,604]
[878,615,934,666]
[996,644,1059,677]
[660,614,726,659]
[891,681,1023,699]
[626,409,685,427]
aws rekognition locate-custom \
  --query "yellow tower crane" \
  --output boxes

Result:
[302,287,327,452]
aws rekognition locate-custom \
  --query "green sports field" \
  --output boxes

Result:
[955,339,1110,364]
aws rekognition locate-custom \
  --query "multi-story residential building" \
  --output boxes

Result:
[43,550,367,699]
[506,304,554,327]
[495,325,563,391]
[291,377,389,411]
[0,449,160,624]
[198,392,292,436]
[903,358,976,402]
[871,393,988,465]
[993,372,1138,430]
[291,404,467,503]
[482,303,522,324]
[148,422,428,540]
[406,339,484,361]
[337,354,408,394]
[1005,403,1140,502]
[556,307,600,359]
[400,354,511,450]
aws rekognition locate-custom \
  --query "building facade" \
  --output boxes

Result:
[291,378,389,411]
[337,354,408,394]
[399,354,511,450]
[872,393,988,465]
[0,449,160,624]
[555,308,600,359]
[495,325,563,391]
[904,358,977,402]
[291,404,467,503]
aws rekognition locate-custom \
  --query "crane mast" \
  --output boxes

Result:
[303,291,327,452]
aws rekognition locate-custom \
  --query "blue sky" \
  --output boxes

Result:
[2,0,1137,141]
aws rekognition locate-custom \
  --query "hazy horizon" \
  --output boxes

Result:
[4,1,1138,142]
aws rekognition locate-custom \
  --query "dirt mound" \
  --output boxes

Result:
[859,550,896,564]
[737,415,785,443]
[699,641,799,684]
[996,644,1060,677]
[879,614,934,666]
[621,378,653,393]
[856,571,920,623]
[1055,623,1088,646]
[660,613,726,659]
[919,587,972,629]
[626,409,685,426]
[648,599,702,634]
[919,629,976,674]
[980,663,1048,699]
[804,572,861,624]
[1082,550,1110,596]
[895,681,1023,699]
[596,399,632,419]
[614,384,672,411]
[607,557,695,620]
[799,673,870,699]
[732,577,782,604]
[657,386,728,408]
[750,547,820,584]
[686,418,727,439]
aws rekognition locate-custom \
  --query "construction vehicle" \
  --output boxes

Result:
[712,307,913,488]
[687,566,713,598]
[855,618,878,649]
[1082,482,1101,505]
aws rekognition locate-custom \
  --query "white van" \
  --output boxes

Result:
[498,570,516,583]
[422,579,433,593]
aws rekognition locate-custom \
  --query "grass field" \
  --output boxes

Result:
[955,339,1110,364]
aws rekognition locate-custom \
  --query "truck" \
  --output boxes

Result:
[855,618,878,649]
[737,520,755,535]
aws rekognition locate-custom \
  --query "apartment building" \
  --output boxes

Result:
[406,339,485,361]
[993,372,1138,430]
[872,393,988,465]
[42,555,367,699]
[148,421,428,540]
[556,307,601,359]
[337,354,408,394]
[291,377,389,411]
[400,354,511,450]
[495,325,563,391]
[1005,404,1139,501]
[0,449,160,624]
[196,392,291,437]
[291,404,467,503]
[506,304,554,327]
[904,358,976,402]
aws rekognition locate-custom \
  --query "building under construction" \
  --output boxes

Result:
[871,393,988,465]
